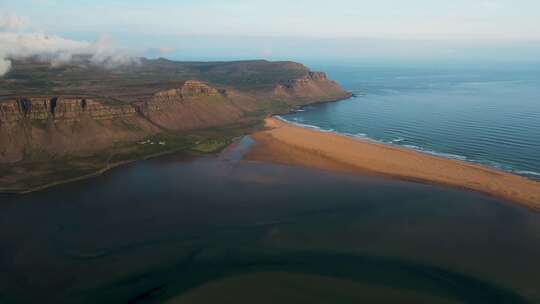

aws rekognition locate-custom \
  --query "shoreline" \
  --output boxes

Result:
[245,117,540,211]
[0,95,354,195]
[1,135,245,195]
[286,93,355,115]
[0,147,195,195]
[0,90,354,195]
[275,114,540,182]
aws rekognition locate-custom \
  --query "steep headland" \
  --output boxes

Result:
[0,58,351,192]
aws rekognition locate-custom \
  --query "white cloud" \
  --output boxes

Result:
[0,58,11,75]
[88,36,140,68]
[0,32,90,58]
[0,12,28,31]
[0,13,139,76]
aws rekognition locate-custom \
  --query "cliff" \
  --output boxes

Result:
[0,71,350,162]
[273,72,352,104]
[135,81,252,131]
[0,97,137,125]
[0,59,351,191]
[0,96,158,163]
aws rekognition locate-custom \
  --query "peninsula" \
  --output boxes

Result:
[246,117,540,211]
[0,57,351,192]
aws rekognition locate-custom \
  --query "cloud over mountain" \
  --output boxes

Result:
[0,13,139,76]
[0,12,28,31]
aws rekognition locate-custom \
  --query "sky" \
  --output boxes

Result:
[1,0,540,64]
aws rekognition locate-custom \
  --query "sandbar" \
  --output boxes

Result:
[245,117,540,211]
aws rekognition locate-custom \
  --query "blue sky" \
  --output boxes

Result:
[1,0,540,62]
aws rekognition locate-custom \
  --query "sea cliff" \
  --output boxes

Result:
[0,58,351,191]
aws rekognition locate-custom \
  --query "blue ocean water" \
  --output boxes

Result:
[282,64,540,180]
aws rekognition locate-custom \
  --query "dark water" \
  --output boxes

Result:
[283,65,540,180]
[1,138,540,303]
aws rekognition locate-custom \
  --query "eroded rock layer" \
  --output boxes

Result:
[0,68,350,163]
[273,72,351,104]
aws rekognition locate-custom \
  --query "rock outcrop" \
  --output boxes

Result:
[273,72,352,104]
[0,97,137,126]
[153,80,220,98]
[135,81,250,131]
[0,97,158,163]
[0,68,350,164]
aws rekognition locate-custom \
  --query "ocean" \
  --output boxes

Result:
[2,63,540,303]
[282,63,540,180]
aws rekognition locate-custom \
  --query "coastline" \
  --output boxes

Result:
[245,117,540,211]
[0,147,191,195]
[286,93,355,115]
[1,134,245,195]
[0,93,353,195]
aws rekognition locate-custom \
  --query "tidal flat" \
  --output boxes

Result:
[1,138,540,303]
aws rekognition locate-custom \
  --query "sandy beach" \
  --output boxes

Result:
[245,117,540,211]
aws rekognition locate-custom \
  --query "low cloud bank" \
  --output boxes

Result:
[0,57,11,76]
[0,12,28,31]
[0,13,139,76]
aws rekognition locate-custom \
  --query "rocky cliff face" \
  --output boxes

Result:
[153,80,220,98]
[0,97,158,163]
[273,72,351,104]
[0,97,137,125]
[135,80,251,131]
[0,71,350,164]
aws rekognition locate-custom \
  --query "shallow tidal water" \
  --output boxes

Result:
[1,138,540,303]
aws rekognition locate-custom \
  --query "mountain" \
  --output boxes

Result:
[0,57,351,192]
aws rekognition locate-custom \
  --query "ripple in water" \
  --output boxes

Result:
[284,65,540,181]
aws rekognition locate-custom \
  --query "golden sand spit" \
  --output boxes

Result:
[245,117,540,211]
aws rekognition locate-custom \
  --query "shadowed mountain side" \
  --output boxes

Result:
[0,96,160,163]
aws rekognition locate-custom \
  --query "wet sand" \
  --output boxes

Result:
[245,117,540,211]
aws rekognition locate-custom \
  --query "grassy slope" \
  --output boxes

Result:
[0,58,310,100]
[0,119,265,193]
[0,58,346,192]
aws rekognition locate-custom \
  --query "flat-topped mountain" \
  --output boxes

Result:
[0,57,335,99]
[0,57,351,192]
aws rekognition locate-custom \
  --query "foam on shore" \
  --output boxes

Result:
[277,115,540,181]
[245,117,540,211]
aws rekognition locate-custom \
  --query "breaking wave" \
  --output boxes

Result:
[277,115,540,180]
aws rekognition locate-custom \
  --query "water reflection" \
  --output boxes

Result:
[0,140,539,303]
